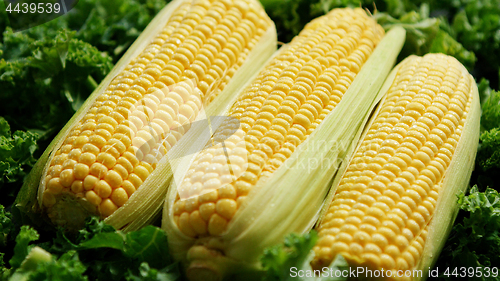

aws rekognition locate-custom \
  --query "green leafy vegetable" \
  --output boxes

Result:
[123,226,173,269]
[374,4,476,69]
[47,218,179,280]
[9,226,39,270]
[75,223,173,269]
[434,186,500,280]
[0,28,112,136]
[478,78,494,106]
[76,216,117,242]
[0,205,14,276]
[261,232,318,281]
[259,0,322,42]
[1,0,499,279]
[474,128,500,191]
[0,205,13,248]
[125,262,179,281]
[1,218,180,281]
[23,250,87,281]
[0,117,38,203]
[452,0,500,84]
[477,128,500,172]
[67,0,170,60]
[374,8,440,57]
[8,239,87,281]
[481,89,500,132]
[428,29,476,71]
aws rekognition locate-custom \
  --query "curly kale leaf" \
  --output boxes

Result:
[261,232,318,281]
[46,217,179,280]
[4,227,87,281]
[476,128,500,192]
[477,93,500,192]
[259,0,322,43]
[22,250,88,281]
[480,87,500,132]
[9,226,40,270]
[0,28,112,138]
[0,117,38,199]
[435,187,500,280]
[69,0,170,61]
[0,205,14,275]
[452,0,500,81]
[375,4,475,70]
[429,29,476,71]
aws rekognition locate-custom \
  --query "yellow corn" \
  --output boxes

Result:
[30,0,276,230]
[311,53,480,280]
[172,7,385,238]
[163,8,407,281]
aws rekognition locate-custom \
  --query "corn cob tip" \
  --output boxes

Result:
[185,245,228,281]
[186,265,222,281]
[44,193,96,230]
[183,244,260,281]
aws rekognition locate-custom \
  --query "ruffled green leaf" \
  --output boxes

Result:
[0,117,38,194]
[434,187,500,280]
[261,232,318,281]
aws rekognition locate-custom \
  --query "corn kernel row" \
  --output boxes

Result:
[312,54,474,279]
[41,0,273,224]
[173,8,385,237]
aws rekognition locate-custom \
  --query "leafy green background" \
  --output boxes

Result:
[1,0,500,280]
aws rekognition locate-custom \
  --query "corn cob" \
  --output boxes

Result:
[172,5,386,240]
[163,8,406,280]
[311,53,481,280]
[17,0,277,231]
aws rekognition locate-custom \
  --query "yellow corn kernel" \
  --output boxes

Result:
[39,0,275,225]
[311,54,479,280]
[173,7,385,238]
